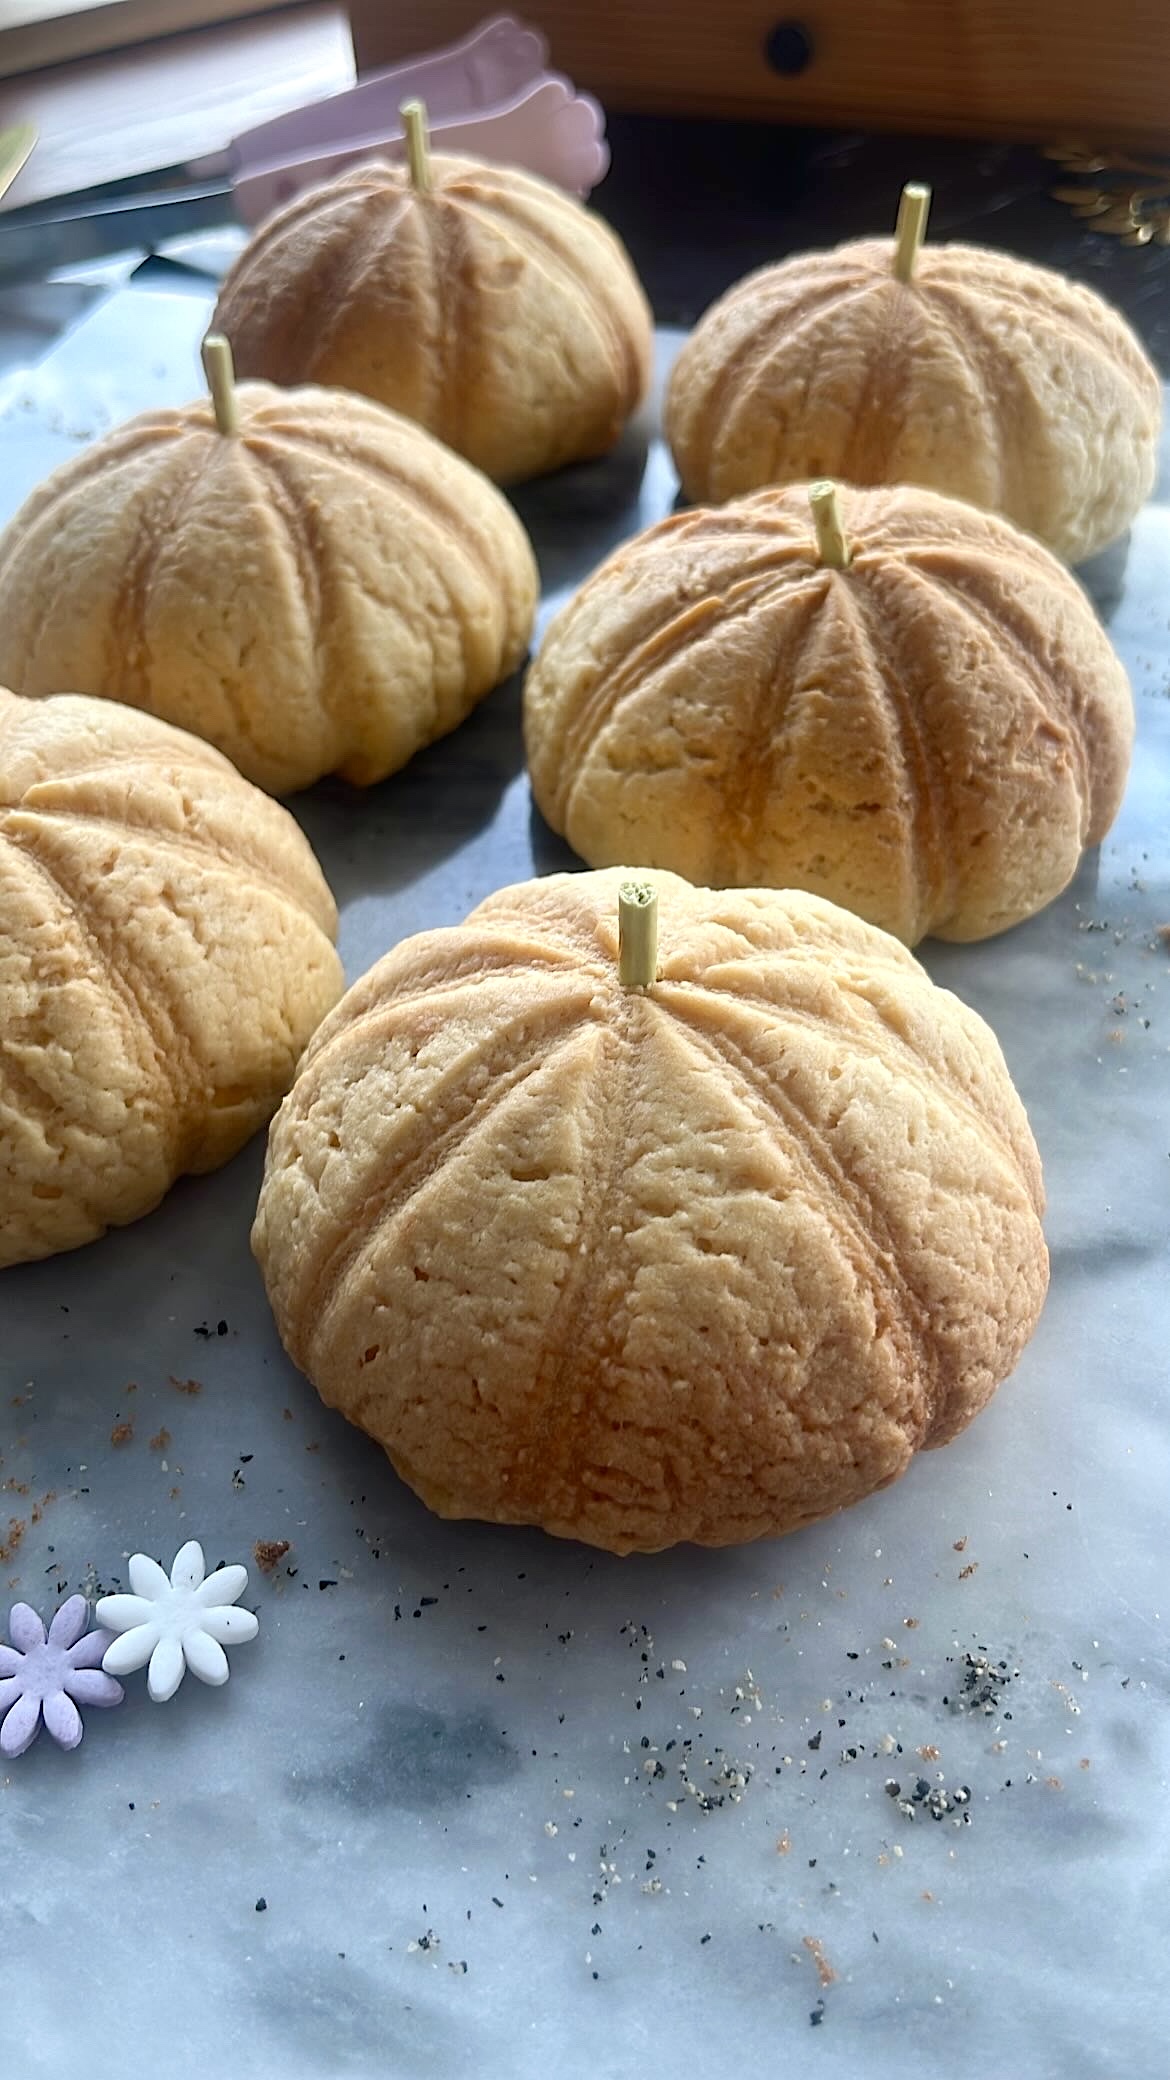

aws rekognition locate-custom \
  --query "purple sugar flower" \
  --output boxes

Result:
[0,1596,124,1757]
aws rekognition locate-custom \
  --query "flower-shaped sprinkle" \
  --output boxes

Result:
[97,1541,259,1703]
[0,1596,124,1757]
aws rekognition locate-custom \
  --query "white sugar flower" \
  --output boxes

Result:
[97,1541,259,1703]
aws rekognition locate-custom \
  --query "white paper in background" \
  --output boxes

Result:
[0,5,354,211]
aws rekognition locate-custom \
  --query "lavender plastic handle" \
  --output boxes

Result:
[229,15,548,175]
[233,76,610,224]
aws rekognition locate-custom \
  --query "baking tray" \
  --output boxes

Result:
[0,278,1168,2080]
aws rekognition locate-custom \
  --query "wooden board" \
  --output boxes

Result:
[350,0,1170,148]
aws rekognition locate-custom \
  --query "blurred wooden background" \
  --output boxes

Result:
[354,0,1170,148]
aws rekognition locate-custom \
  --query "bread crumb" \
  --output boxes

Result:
[802,1936,836,1987]
[149,1428,171,1452]
[110,1421,134,1446]
[254,1539,291,1573]
[0,1518,25,1564]
[169,1376,202,1396]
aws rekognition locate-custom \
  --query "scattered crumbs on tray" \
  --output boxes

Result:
[193,1321,230,1340]
[0,1518,26,1565]
[109,1422,134,1447]
[169,1376,202,1396]
[944,1650,1018,1714]
[803,1935,837,1987]
[1,1408,1127,2010]
[884,1775,971,1824]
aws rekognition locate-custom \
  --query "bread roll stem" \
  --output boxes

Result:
[893,182,932,282]
[200,332,239,436]
[401,98,432,194]
[618,881,658,989]
[809,480,851,569]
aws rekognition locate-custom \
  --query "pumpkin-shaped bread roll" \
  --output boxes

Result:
[0,351,537,796]
[1,687,343,1268]
[666,185,1160,563]
[211,145,654,485]
[524,481,1134,946]
[253,868,1048,1555]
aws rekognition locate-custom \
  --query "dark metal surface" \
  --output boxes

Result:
[0,185,233,285]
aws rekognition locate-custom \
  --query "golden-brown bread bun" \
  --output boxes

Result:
[1,687,343,1267]
[252,867,1048,1554]
[523,482,1134,945]
[0,382,538,796]
[665,232,1160,562]
[212,155,654,485]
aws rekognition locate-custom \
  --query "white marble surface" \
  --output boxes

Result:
[0,283,1168,2080]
